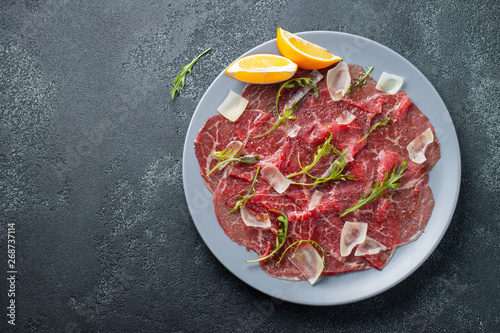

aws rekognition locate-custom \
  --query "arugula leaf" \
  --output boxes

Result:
[291,149,355,186]
[206,155,260,177]
[231,166,260,212]
[287,131,338,179]
[171,48,211,99]
[275,78,318,117]
[287,130,355,186]
[357,117,391,143]
[340,160,407,217]
[253,78,318,139]
[213,146,241,161]
[345,66,373,95]
[277,239,326,268]
[253,103,297,139]
[247,210,288,263]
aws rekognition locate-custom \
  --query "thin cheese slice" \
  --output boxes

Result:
[225,140,243,156]
[240,205,271,228]
[287,124,301,138]
[290,242,324,285]
[354,236,387,256]
[340,222,368,257]
[217,90,249,122]
[344,153,354,163]
[406,127,434,164]
[326,62,351,101]
[260,164,291,194]
[335,110,356,125]
[375,72,403,94]
[308,191,323,211]
[321,162,334,178]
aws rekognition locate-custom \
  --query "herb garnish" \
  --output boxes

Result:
[253,104,297,139]
[212,145,242,161]
[287,131,355,185]
[206,155,260,177]
[293,149,355,186]
[346,66,374,94]
[253,78,318,139]
[340,160,407,217]
[287,131,338,179]
[357,117,391,143]
[231,166,260,212]
[275,78,319,116]
[247,210,288,263]
[171,48,211,99]
[277,239,326,268]
[206,145,259,176]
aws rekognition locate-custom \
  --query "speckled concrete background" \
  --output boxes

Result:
[0,0,498,332]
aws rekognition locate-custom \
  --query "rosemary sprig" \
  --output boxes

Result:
[171,48,211,99]
[231,165,260,212]
[357,117,391,143]
[346,66,374,94]
[247,210,288,263]
[340,160,407,217]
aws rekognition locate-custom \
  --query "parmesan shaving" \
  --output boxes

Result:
[326,62,351,101]
[240,205,271,228]
[290,242,324,285]
[217,90,249,122]
[308,191,323,210]
[335,110,356,125]
[354,236,387,256]
[321,162,334,179]
[345,153,354,163]
[260,164,291,194]
[287,124,301,138]
[340,222,368,257]
[406,127,434,164]
[225,141,243,156]
[375,72,403,95]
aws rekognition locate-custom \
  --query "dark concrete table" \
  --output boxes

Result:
[1,0,498,331]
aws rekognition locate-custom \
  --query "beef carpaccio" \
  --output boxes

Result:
[194,64,440,282]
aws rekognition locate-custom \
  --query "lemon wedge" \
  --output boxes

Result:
[225,53,298,84]
[276,27,342,70]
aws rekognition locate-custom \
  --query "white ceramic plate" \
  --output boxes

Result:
[182,31,461,305]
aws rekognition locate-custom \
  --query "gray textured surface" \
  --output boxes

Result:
[0,0,498,332]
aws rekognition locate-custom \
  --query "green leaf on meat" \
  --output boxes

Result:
[246,210,288,263]
[340,160,407,217]
[253,77,318,139]
[231,165,260,212]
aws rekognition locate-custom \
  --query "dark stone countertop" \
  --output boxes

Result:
[1,0,498,332]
